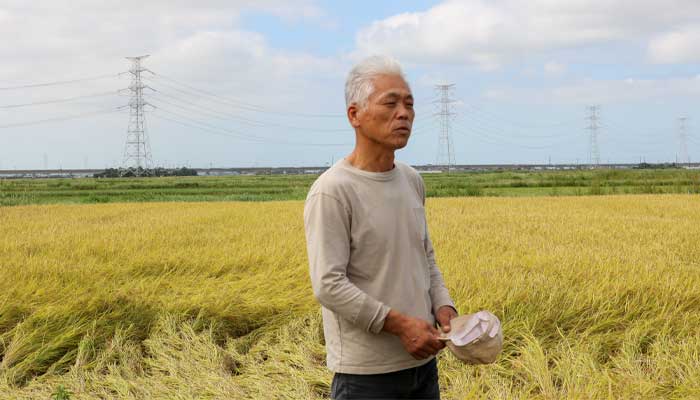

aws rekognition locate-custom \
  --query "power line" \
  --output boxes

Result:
[456,131,563,150]
[151,111,271,144]
[148,89,348,133]
[456,113,575,140]
[598,125,669,143]
[409,124,434,136]
[0,107,122,129]
[154,106,350,146]
[148,96,265,127]
[152,106,278,142]
[149,74,478,141]
[144,77,262,113]
[599,118,671,140]
[0,73,121,91]
[0,90,120,109]
[600,134,669,147]
[451,113,576,147]
[148,74,265,112]
[462,103,578,130]
[451,120,574,150]
[151,109,351,147]
[687,131,700,145]
[147,73,345,118]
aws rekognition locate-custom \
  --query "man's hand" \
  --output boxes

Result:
[435,306,458,334]
[382,309,445,360]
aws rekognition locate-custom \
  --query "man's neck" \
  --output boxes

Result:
[346,148,395,173]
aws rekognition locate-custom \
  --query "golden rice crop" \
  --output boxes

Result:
[0,195,699,399]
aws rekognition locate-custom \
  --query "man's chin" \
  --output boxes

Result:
[391,139,409,150]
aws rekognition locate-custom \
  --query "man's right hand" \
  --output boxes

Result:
[382,309,445,359]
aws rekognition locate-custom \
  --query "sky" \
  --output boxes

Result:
[1,0,699,169]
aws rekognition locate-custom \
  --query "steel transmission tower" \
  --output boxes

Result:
[678,116,689,166]
[435,84,456,171]
[122,55,153,175]
[586,105,601,167]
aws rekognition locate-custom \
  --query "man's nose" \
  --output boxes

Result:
[396,103,412,120]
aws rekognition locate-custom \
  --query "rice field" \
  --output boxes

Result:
[1,195,699,399]
[2,168,699,206]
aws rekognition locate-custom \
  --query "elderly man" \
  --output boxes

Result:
[304,55,458,400]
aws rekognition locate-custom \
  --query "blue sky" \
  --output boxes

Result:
[0,0,699,169]
[239,1,444,56]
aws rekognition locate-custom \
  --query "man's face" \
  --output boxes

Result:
[349,74,415,150]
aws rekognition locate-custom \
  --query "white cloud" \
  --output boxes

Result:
[484,75,700,105]
[648,26,700,64]
[149,30,341,103]
[355,0,700,68]
[0,1,325,82]
[0,1,346,169]
[544,61,566,76]
[0,1,340,108]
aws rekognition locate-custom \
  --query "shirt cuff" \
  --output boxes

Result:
[431,291,457,316]
[355,294,391,334]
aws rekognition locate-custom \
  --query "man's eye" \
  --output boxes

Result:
[385,102,397,106]
[406,103,414,108]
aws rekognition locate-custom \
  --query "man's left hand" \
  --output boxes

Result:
[435,306,458,334]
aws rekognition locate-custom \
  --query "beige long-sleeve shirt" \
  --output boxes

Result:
[303,158,456,374]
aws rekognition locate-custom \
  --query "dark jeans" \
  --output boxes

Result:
[330,358,440,400]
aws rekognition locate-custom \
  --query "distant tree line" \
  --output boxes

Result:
[634,162,687,169]
[94,167,198,178]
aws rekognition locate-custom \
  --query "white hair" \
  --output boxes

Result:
[345,55,407,109]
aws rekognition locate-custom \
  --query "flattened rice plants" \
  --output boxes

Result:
[0,195,698,398]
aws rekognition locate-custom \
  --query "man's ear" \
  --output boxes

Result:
[347,104,361,128]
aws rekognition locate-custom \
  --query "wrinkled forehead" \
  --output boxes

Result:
[370,74,413,101]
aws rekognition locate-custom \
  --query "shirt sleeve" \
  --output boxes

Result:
[418,175,458,316]
[424,231,458,315]
[304,192,391,334]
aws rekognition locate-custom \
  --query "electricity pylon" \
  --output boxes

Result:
[122,55,153,176]
[587,105,600,167]
[435,84,456,171]
[678,116,689,167]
